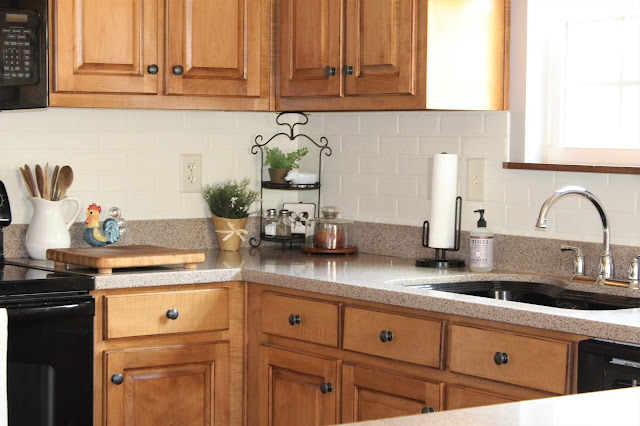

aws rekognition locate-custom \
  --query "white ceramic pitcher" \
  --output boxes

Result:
[25,196,82,260]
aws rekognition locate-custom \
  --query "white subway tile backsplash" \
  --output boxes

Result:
[359,195,397,217]
[440,113,483,136]
[505,183,530,206]
[484,112,509,137]
[555,171,607,187]
[342,175,377,195]
[585,187,635,214]
[398,158,428,177]
[418,137,461,156]
[380,136,419,156]
[397,198,428,223]
[99,132,156,151]
[461,137,507,160]
[360,156,397,175]
[126,110,183,130]
[360,114,399,135]
[378,177,419,198]
[399,113,439,136]
[341,135,379,154]
[323,114,360,135]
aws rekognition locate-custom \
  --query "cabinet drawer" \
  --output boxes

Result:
[446,385,516,410]
[105,288,229,339]
[449,325,570,394]
[343,307,443,368]
[261,292,340,347]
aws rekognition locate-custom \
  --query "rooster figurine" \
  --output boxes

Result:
[84,203,121,247]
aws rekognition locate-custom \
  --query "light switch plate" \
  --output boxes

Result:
[467,158,487,201]
[180,154,202,193]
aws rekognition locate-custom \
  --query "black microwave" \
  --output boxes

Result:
[0,0,47,110]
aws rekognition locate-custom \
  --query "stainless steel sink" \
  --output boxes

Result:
[413,281,640,310]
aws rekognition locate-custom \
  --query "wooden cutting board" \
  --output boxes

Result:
[46,245,206,274]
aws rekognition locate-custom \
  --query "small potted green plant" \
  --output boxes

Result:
[264,146,309,184]
[202,178,259,250]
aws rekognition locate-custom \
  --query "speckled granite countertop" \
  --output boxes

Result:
[346,387,640,426]
[10,248,640,344]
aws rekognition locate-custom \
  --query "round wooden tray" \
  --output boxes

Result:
[301,246,358,255]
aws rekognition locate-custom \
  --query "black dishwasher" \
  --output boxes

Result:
[578,339,640,392]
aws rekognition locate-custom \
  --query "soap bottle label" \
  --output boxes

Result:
[470,237,494,268]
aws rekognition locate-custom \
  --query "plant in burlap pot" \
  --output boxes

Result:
[264,146,308,184]
[202,178,259,251]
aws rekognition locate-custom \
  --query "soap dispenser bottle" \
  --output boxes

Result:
[470,209,494,272]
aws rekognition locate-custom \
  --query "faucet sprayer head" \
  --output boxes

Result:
[535,218,547,228]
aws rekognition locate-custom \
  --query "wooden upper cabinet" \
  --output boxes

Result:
[278,0,342,97]
[344,0,417,97]
[53,0,159,94]
[166,0,262,97]
[276,0,509,111]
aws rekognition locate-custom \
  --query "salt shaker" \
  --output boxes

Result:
[263,209,278,236]
[276,209,291,237]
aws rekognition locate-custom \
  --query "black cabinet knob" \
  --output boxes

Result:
[320,382,333,393]
[421,407,435,414]
[147,64,158,75]
[172,65,184,75]
[325,66,336,77]
[288,314,301,326]
[379,330,393,342]
[166,309,179,320]
[111,373,124,385]
[343,65,354,75]
[494,352,509,365]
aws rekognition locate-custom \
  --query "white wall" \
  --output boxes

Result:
[1,108,639,248]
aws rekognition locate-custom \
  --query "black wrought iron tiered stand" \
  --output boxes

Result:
[249,112,332,247]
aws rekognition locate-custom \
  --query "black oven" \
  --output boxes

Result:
[4,280,95,426]
[0,180,95,425]
[0,0,47,110]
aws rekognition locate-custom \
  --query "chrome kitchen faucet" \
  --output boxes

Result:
[535,186,613,285]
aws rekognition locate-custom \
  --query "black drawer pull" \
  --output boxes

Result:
[379,330,393,342]
[166,309,179,320]
[343,65,354,75]
[325,66,336,77]
[288,314,301,326]
[320,382,333,393]
[494,352,509,365]
[147,64,158,75]
[421,407,435,413]
[111,373,124,385]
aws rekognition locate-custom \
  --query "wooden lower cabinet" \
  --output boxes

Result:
[93,282,245,426]
[258,346,340,426]
[247,284,585,425]
[104,342,229,425]
[342,365,443,422]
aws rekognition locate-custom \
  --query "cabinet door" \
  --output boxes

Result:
[166,0,263,97]
[259,346,339,426]
[104,342,229,426]
[344,0,418,96]
[53,0,159,94]
[342,364,443,422]
[278,0,342,97]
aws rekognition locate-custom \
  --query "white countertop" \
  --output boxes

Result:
[347,387,640,426]
[12,247,640,343]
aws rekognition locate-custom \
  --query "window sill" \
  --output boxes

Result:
[502,162,640,175]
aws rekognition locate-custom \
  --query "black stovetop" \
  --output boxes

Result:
[0,261,94,297]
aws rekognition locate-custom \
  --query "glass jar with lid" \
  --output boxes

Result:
[304,206,357,252]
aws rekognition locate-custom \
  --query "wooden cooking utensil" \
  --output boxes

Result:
[44,163,50,200]
[35,164,45,199]
[51,165,60,201]
[56,165,73,200]
[23,164,38,198]
[19,167,37,197]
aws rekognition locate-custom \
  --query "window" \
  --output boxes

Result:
[509,0,640,166]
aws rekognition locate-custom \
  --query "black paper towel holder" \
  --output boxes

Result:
[416,196,465,268]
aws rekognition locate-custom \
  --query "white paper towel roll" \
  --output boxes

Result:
[429,153,458,249]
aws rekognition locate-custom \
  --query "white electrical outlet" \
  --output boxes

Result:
[179,154,202,193]
[467,158,487,201]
